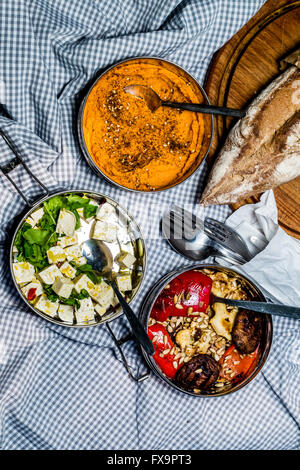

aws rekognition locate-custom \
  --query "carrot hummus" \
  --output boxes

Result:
[82,58,209,191]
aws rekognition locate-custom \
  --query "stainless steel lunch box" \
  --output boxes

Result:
[1,130,149,381]
[77,56,214,193]
[138,264,273,397]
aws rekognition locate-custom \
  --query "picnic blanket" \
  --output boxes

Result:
[0,0,299,450]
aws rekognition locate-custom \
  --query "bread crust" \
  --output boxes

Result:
[200,66,300,205]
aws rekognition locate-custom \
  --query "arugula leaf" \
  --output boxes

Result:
[76,289,89,299]
[83,203,97,219]
[43,284,59,302]
[66,194,90,208]
[58,289,90,309]
[75,263,102,284]
[43,196,66,223]
[23,228,51,245]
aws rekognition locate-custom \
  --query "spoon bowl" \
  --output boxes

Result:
[124,84,245,118]
[81,239,155,355]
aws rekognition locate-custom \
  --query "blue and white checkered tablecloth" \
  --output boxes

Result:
[0,0,299,450]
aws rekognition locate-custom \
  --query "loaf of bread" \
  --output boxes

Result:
[200,64,300,206]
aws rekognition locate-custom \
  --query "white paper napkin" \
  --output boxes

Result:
[222,190,300,306]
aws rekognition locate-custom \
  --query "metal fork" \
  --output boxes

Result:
[167,206,251,264]
[204,217,252,262]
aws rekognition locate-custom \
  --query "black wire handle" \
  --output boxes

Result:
[162,101,245,118]
[0,129,49,206]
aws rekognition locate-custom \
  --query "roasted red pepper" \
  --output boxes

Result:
[218,344,260,384]
[27,287,37,301]
[148,324,183,379]
[151,271,212,322]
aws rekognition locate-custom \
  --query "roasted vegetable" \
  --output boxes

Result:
[210,302,237,341]
[219,344,260,383]
[232,309,262,354]
[148,324,183,379]
[151,271,212,322]
[175,354,219,391]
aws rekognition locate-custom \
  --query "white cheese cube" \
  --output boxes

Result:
[96,202,116,221]
[75,298,95,324]
[58,234,78,248]
[38,265,63,285]
[13,262,35,284]
[117,252,136,268]
[58,304,74,323]
[25,216,35,226]
[21,279,44,299]
[73,274,95,294]
[47,246,66,264]
[52,277,74,299]
[59,261,77,279]
[89,281,114,307]
[30,207,44,226]
[64,245,82,263]
[94,303,107,317]
[35,294,59,317]
[92,220,117,243]
[75,256,87,267]
[56,209,76,237]
[116,274,132,292]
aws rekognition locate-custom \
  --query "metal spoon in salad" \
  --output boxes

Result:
[82,239,155,355]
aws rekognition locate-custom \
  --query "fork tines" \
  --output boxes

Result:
[204,217,229,243]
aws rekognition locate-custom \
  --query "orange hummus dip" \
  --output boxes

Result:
[82,58,208,191]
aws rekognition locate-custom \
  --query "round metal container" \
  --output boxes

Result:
[139,264,273,397]
[10,189,147,328]
[77,56,214,193]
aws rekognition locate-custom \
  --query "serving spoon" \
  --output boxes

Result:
[81,239,155,355]
[124,84,245,118]
[212,296,300,320]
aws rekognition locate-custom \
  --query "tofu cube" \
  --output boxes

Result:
[89,281,114,307]
[73,274,95,294]
[64,245,82,263]
[35,294,59,317]
[56,209,76,237]
[30,207,44,226]
[58,304,74,323]
[92,220,117,243]
[21,279,44,299]
[52,277,74,299]
[75,298,95,324]
[117,252,136,269]
[13,262,35,284]
[59,261,77,279]
[58,234,78,248]
[47,246,66,264]
[96,202,116,221]
[94,303,107,317]
[116,274,132,292]
[38,265,63,285]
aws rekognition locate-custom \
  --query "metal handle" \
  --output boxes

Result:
[162,101,245,118]
[0,130,50,206]
[214,296,300,320]
[105,322,150,382]
[111,280,155,356]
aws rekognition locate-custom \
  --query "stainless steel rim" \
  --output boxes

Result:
[10,189,147,328]
[77,56,214,193]
[139,263,273,397]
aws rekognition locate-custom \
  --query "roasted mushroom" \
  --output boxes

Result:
[232,309,262,354]
[175,354,219,391]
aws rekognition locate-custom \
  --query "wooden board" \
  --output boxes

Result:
[204,0,300,239]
